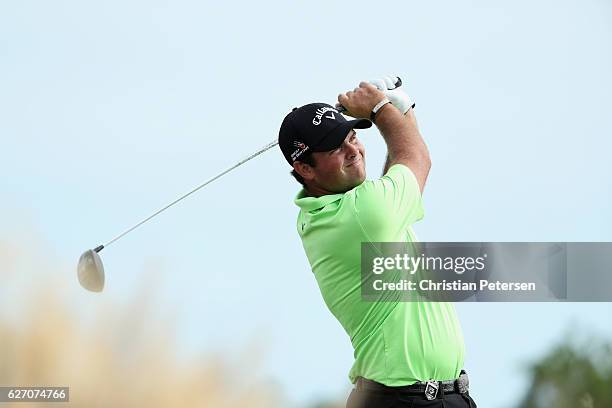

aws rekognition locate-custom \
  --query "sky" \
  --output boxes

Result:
[1,0,612,407]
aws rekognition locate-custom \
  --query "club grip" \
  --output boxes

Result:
[336,76,402,114]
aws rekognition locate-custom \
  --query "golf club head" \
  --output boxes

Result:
[78,249,105,292]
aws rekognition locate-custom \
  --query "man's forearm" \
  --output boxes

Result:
[381,109,422,175]
[376,105,431,191]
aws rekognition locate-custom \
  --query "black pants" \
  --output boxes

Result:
[346,387,478,408]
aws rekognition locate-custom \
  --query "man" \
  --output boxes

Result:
[278,78,477,407]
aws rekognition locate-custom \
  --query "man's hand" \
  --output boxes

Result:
[337,82,387,119]
[369,76,414,115]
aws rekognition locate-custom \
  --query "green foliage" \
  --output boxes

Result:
[307,401,344,408]
[518,338,612,408]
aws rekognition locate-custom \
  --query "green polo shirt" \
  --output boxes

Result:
[295,164,464,385]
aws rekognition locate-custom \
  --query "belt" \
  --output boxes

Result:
[355,370,470,401]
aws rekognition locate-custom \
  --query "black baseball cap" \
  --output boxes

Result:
[278,103,372,165]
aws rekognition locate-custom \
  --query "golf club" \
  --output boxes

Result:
[77,139,279,292]
[77,77,403,292]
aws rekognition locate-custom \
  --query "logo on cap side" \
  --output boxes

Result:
[312,107,338,126]
[291,141,309,161]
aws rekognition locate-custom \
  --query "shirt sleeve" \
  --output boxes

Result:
[353,163,424,241]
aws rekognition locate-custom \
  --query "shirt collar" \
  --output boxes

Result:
[294,189,343,212]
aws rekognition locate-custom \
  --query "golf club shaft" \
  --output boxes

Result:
[95,81,402,253]
[98,139,279,252]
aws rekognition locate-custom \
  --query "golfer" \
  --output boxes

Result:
[278,78,477,408]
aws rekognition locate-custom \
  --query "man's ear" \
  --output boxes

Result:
[293,160,315,181]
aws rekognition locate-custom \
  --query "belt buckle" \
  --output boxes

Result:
[424,380,439,400]
[457,372,470,394]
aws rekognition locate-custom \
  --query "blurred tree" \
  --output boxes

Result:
[518,337,612,408]
[308,402,344,408]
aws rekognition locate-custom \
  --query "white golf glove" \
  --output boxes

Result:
[369,75,415,114]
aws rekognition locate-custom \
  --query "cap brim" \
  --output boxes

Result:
[311,118,372,152]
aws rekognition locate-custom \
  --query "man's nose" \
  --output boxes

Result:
[344,141,358,158]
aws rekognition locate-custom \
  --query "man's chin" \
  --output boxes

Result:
[345,174,367,191]
[354,167,367,184]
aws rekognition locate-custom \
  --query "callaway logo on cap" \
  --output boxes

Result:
[278,103,372,165]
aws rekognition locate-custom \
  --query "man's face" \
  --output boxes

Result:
[306,130,366,193]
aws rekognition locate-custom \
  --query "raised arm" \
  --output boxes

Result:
[377,107,430,191]
[338,82,431,192]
